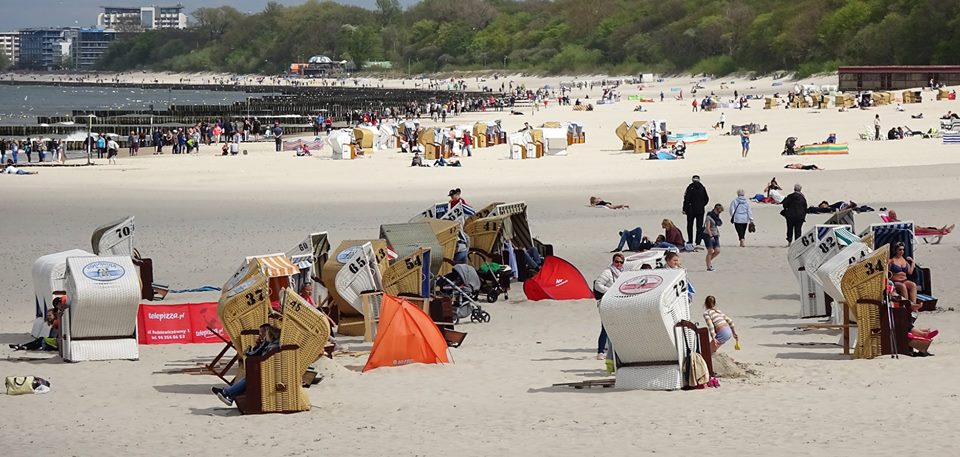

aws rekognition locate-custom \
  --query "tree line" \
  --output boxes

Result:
[98,0,960,76]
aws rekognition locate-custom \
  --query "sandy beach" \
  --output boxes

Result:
[1,73,958,456]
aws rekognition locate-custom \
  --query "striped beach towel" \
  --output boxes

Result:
[942,132,960,144]
[796,142,849,155]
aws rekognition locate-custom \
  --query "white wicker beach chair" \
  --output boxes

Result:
[334,243,383,316]
[91,216,136,256]
[622,249,667,271]
[815,241,873,328]
[599,269,694,390]
[327,129,354,160]
[62,256,141,362]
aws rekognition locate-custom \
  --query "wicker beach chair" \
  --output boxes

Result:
[236,288,330,414]
[427,219,460,276]
[465,215,508,269]
[841,245,890,360]
[218,271,272,367]
[382,248,430,297]
[61,256,141,362]
[599,269,695,390]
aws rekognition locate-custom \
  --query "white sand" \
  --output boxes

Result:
[1,73,958,456]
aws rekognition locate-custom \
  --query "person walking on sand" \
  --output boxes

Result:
[781,183,808,244]
[682,175,710,246]
[703,203,723,271]
[740,127,750,158]
[719,112,726,130]
[593,253,624,360]
[874,114,881,140]
[729,189,754,247]
[107,137,119,165]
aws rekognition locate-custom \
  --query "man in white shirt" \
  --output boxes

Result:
[107,138,120,164]
[3,159,37,174]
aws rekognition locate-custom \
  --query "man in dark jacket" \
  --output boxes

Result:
[682,175,710,245]
[781,183,808,243]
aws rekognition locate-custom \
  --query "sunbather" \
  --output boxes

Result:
[784,163,822,170]
[589,196,629,209]
[212,324,280,406]
[888,242,918,309]
[886,210,955,234]
[3,160,37,175]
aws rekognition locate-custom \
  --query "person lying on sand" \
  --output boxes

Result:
[3,160,37,175]
[784,163,822,170]
[887,210,955,234]
[589,196,629,209]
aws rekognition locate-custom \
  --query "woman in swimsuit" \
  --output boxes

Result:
[887,210,955,234]
[589,196,629,209]
[888,242,918,307]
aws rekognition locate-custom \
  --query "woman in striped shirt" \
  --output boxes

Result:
[703,295,738,351]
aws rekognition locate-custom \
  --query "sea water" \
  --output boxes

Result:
[0,85,254,125]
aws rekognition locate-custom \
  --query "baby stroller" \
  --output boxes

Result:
[671,139,687,158]
[478,262,511,303]
[782,136,797,155]
[438,264,492,324]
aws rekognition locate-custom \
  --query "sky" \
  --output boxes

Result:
[0,0,420,31]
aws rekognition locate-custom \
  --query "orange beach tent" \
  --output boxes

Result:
[362,295,449,372]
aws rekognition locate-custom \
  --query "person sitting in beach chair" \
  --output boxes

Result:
[590,196,629,209]
[212,324,280,406]
[888,241,920,310]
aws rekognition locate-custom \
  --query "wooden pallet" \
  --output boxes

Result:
[552,378,616,389]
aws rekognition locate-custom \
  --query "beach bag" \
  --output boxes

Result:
[748,222,756,233]
[5,376,35,395]
[686,353,709,387]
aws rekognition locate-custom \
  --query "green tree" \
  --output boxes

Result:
[0,52,11,71]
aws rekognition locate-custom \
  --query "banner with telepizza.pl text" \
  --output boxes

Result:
[137,302,228,344]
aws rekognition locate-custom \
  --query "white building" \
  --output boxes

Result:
[97,4,188,31]
[0,32,19,66]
